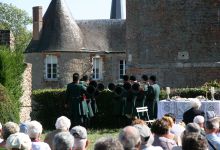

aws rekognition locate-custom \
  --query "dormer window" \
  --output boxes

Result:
[44,55,58,80]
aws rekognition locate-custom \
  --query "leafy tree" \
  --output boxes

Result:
[0,2,32,51]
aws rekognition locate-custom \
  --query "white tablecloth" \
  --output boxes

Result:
[157,100,220,122]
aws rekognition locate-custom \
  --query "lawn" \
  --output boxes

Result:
[87,129,120,150]
[42,128,120,150]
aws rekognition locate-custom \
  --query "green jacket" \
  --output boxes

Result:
[151,83,160,101]
[66,82,88,122]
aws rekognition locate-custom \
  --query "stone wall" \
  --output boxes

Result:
[25,52,126,89]
[19,63,32,122]
[126,0,220,87]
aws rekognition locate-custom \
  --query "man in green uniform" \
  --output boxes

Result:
[148,75,160,119]
[65,73,88,126]
[79,75,89,88]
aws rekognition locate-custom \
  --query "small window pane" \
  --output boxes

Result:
[53,74,57,78]
[47,74,51,78]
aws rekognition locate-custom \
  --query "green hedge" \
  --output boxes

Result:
[0,48,25,123]
[32,87,220,129]
[160,88,220,100]
[0,84,20,123]
[31,89,66,129]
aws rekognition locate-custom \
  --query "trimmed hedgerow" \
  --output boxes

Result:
[31,89,66,130]
[0,47,25,122]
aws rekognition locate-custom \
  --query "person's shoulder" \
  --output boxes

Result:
[32,142,51,149]
[144,146,163,150]
[67,82,74,87]
[159,136,176,144]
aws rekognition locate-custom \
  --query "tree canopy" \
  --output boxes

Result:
[0,2,32,51]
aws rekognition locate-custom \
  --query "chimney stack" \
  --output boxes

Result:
[33,6,42,41]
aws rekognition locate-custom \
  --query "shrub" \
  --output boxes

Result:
[161,87,220,100]
[0,84,19,123]
[0,47,25,122]
[31,89,66,130]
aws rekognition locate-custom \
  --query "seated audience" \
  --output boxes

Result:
[183,98,204,125]
[19,122,29,134]
[164,113,185,137]
[118,126,141,150]
[151,119,177,150]
[131,118,147,126]
[133,124,163,150]
[182,133,208,150]
[0,122,20,148]
[70,126,89,150]
[27,120,51,150]
[6,132,32,150]
[44,116,71,149]
[193,115,205,136]
[161,116,181,145]
[184,123,201,134]
[53,132,74,150]
[205,120,220,150]
[94,137,123,150]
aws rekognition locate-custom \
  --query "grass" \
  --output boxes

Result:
[42,128,120,150]
[87,129,120,150]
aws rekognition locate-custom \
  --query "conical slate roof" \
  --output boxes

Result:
[26,0,83,52]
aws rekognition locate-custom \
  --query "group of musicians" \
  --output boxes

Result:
[65,73,160,127]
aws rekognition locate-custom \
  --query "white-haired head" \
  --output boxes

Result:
[193,115,205,124]
[118,126,141,150]
[2,122,20,140]
[0,122,2,130]
[190,98,201,109]
[6,132,32,150]
[53,132,74,150]
[55,116,71,131]
[70,126,88,149]
[27,120,42,139]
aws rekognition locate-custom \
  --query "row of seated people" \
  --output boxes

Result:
[0,109,219,150]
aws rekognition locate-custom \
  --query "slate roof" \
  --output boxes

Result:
[25,0,83,53]
[25,0,126,53]
[77,19,126,53]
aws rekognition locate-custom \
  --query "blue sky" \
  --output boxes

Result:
[1,0,126,20]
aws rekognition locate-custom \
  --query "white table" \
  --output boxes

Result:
[157,100,220,122]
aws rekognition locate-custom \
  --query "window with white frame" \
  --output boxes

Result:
[45,55,58,80]
[92,56,102,80]
[119,60,126,79]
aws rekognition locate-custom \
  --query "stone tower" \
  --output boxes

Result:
[126,0,220,87]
